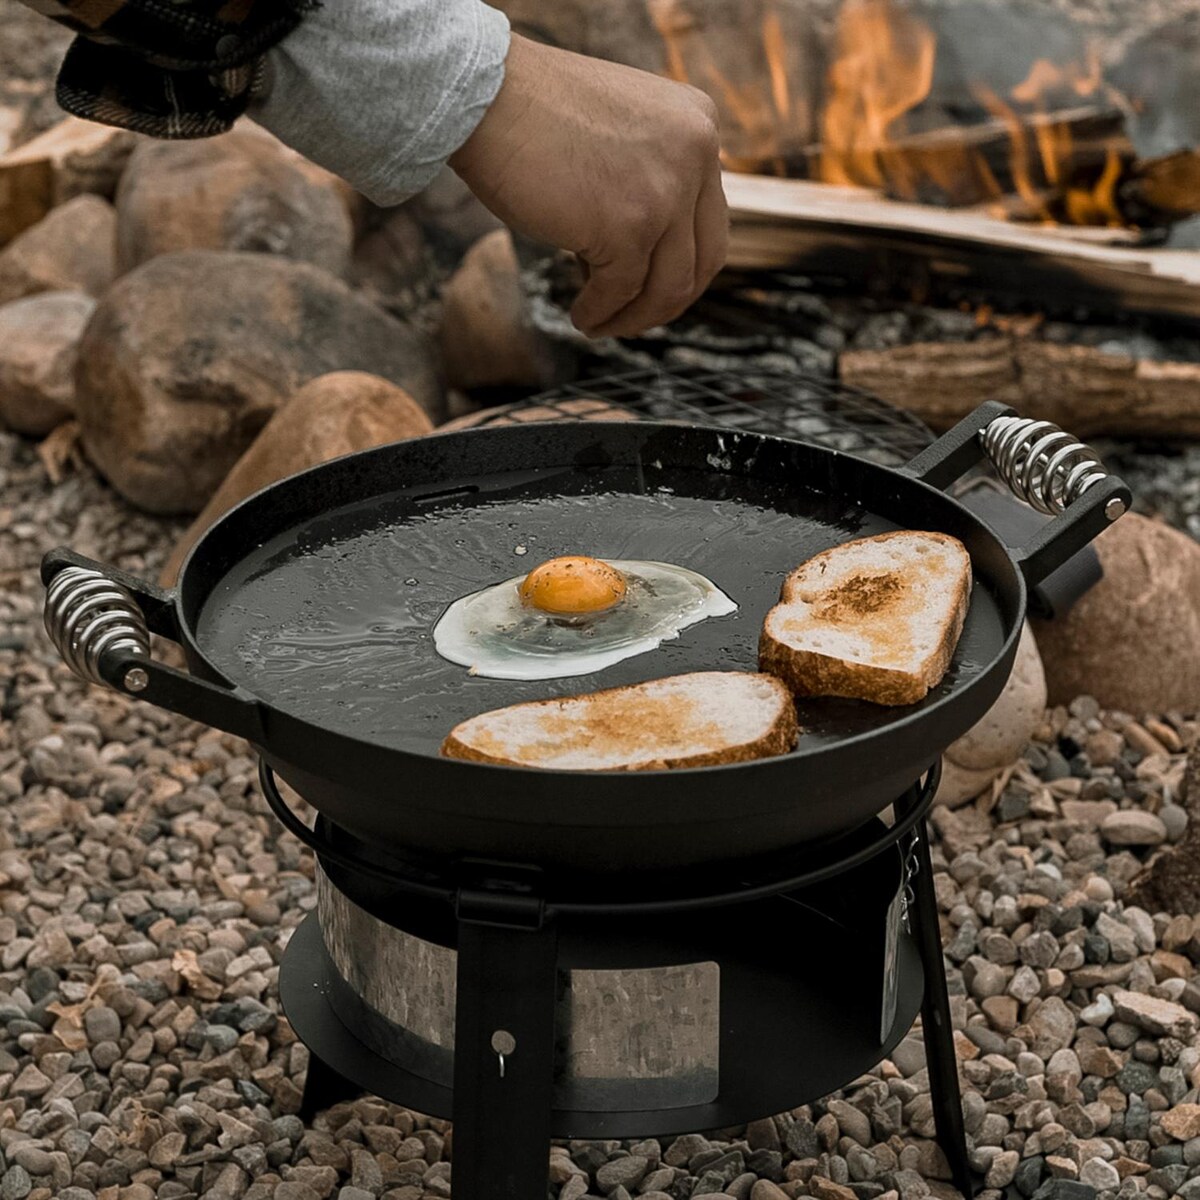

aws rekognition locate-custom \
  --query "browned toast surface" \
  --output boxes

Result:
[760,531,972,706]
[441,671,798,771]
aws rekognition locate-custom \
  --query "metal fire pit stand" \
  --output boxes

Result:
[266,761,977,1200]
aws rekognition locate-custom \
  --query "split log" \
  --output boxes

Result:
[0,118,137,245]
[838,338,1200,439]
[722,172,1200,321]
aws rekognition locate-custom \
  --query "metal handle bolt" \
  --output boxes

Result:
[491,1030,516,1077]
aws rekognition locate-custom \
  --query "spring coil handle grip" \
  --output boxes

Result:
[980,415,1114,517]
[44,565,151,685]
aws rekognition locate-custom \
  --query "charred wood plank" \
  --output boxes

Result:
[723,173,1200,321]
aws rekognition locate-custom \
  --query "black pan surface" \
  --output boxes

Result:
[194,442,1005,760]
[168,421,1025,869]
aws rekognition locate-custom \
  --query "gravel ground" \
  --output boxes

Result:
[2,428,1200,1200]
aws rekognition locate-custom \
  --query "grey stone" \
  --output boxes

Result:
[0,1167,30,1200]
[83,1005,121,1044]
[595,1156,648,1194]
[828,1100,872,1147]
[784,1118,819,1159]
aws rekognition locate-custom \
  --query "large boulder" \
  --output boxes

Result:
[163,372,434,583]
[114,128,354,276]
[936,623,1047,808]
[0,291,94,435]
[0,195,116,305]
[440,230,549,391]
[74,251,442,514]
[1032,513,1200,714]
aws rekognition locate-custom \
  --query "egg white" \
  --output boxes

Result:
[432,559,737,680]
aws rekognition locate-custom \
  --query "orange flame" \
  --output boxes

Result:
[654,0,1133,226]
[818,0,936,192]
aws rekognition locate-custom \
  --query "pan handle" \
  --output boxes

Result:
[901,402,1131,588]
[40,549,265,743]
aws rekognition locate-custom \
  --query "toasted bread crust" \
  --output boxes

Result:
[440,672,799,770]
[759,531,971,707]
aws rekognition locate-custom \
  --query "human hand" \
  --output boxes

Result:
[449,34,728,339]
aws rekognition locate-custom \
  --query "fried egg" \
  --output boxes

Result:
[433,555,737,680]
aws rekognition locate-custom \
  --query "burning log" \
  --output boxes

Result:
[868,106,1130,211]
[722,172,1200,322]
[1119,149,1200,225]
[838,338,1200,439]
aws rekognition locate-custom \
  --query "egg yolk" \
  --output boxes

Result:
[518,556,628,615]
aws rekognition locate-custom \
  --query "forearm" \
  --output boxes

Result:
[249,0,511,205]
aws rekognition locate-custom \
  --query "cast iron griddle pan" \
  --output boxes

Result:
[42,401,1129,871]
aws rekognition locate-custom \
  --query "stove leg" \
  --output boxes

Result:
[911,820,974,1200]
[451,900,559,1200]
[299,1048,362,1122]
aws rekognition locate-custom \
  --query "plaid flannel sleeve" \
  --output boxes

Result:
[18,0,318,138]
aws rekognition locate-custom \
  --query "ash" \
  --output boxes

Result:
[2,428,1200,1200]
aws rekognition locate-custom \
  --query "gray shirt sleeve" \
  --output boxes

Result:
[248,0,511,206]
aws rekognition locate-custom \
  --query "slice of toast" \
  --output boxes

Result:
[759,531,972,706]
[441,671,798,770]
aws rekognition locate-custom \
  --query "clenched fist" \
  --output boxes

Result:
[450,34,728,339]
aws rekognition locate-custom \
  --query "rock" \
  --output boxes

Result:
[163,372,434,582]
[964,955,1007,1000]
[982,995,1019,1033]
[937,623,1047,807]
[750,1183,789,1200]
[1112,989,1199,1039]
[1079,994,1114,1027]
[75,251,442,513]
[809,1179,856,1200]
[440,230,549,391]
[0,291,92,435]
[0,195,116,305]
[83,1004,121,1044]
[0,117,136,243]
[1100,810,1167,846]
[595,1156,649,1193]
[10,1064,49,1098]
[827,1099,872,1147]
[987,1150,1020,1189]
[0,1166,30,1200]
[408,166,504,254]
[1162,1104,1200,1140]
[351,207,435,310]
[1031,513,1200,713]
[1028,996,1077,1058]
[1077,1159,1118,1190]
[115,129,354,276]
[1160,802,1189,841]
[438,396,633,432]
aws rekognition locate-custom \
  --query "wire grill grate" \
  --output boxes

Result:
[468,365,934,468]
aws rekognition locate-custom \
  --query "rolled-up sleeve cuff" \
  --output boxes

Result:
[249,0,511,206]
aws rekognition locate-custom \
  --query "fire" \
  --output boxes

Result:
[652,0,1134,227]
[818,0,935,191]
